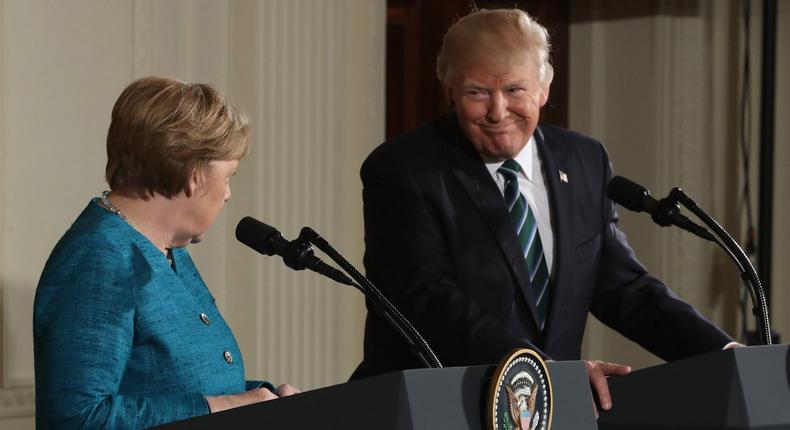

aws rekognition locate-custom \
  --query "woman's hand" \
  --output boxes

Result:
[205,387,279,413]
[275,383,300,397]
[205,384,301,413]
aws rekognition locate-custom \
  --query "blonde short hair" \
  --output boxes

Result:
[436,9,554,90]
[105,76,250,198]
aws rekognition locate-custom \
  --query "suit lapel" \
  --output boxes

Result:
[534,126,573,336]
[441,117,541,329]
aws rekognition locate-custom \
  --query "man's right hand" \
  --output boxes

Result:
[585,359,631,413]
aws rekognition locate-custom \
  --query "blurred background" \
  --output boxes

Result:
[0,1,787,427]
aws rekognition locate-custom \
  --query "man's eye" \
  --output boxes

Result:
[465,90,488,100]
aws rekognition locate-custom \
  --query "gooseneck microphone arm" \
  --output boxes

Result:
[667,188,772,346]
[607,177,772,345]
[297,227,443,368]
[235,217,442,368]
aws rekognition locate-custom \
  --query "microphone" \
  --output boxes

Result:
[237,217,443,367]
[606,176,715,241]
[235,217,354,286]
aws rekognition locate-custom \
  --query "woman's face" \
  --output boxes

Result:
[185,159,239,244]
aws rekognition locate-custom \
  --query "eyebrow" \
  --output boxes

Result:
[461,80,529,90]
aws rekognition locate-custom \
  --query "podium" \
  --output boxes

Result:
[155,346,790,429]
[154,361,597,429]
[598,345,790,429]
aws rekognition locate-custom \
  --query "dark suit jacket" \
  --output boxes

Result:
[352,113,732,379]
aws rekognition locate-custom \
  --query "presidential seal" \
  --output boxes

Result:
[488,349,553,430]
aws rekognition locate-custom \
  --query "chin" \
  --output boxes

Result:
[482,140,520,160]
[500,136,528,156]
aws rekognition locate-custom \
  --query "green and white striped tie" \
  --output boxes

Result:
[498,159,550,329]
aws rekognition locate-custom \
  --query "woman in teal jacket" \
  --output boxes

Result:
[34,76,297,429]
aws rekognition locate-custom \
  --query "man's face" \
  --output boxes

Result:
[445,61,548,162]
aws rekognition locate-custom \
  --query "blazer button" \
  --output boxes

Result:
[224,351,233,364]
[200,313,210,325]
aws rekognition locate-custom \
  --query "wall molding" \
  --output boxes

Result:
[0,0,35,418]
[0,0,7,387]
[0,387,34,419]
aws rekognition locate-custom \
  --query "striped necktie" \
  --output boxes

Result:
[498,159,550,329]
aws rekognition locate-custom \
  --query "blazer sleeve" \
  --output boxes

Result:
[587,142,733,361]
[361,151,547,366]
[34,245,209,429]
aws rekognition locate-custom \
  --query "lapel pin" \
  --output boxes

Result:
[559,170,568,183]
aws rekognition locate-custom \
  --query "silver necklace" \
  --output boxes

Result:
[99,190,174,267]
[100,190,127,221]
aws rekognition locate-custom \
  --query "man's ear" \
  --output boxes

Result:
[539,86,550,108]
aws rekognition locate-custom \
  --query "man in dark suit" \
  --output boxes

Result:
[352,8,736,410]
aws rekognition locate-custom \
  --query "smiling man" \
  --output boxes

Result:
[351,8,736,412]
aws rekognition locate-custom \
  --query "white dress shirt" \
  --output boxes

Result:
[485,135,555,276]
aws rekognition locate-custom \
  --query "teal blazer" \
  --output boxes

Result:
[34,200,270,429]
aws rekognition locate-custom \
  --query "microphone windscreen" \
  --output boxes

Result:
[235,216,281,256]
[607,176,650,212]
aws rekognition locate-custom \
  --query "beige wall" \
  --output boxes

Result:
[571,0,789,368]
[0,0,788,428]
[0,0,383,427]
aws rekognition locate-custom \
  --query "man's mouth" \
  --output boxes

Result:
[480,124,514,134]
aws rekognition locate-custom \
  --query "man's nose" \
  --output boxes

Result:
[485,92,507,123]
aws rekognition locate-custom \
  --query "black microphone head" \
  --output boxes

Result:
[607,176,651,212]
[235,216,284,256]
